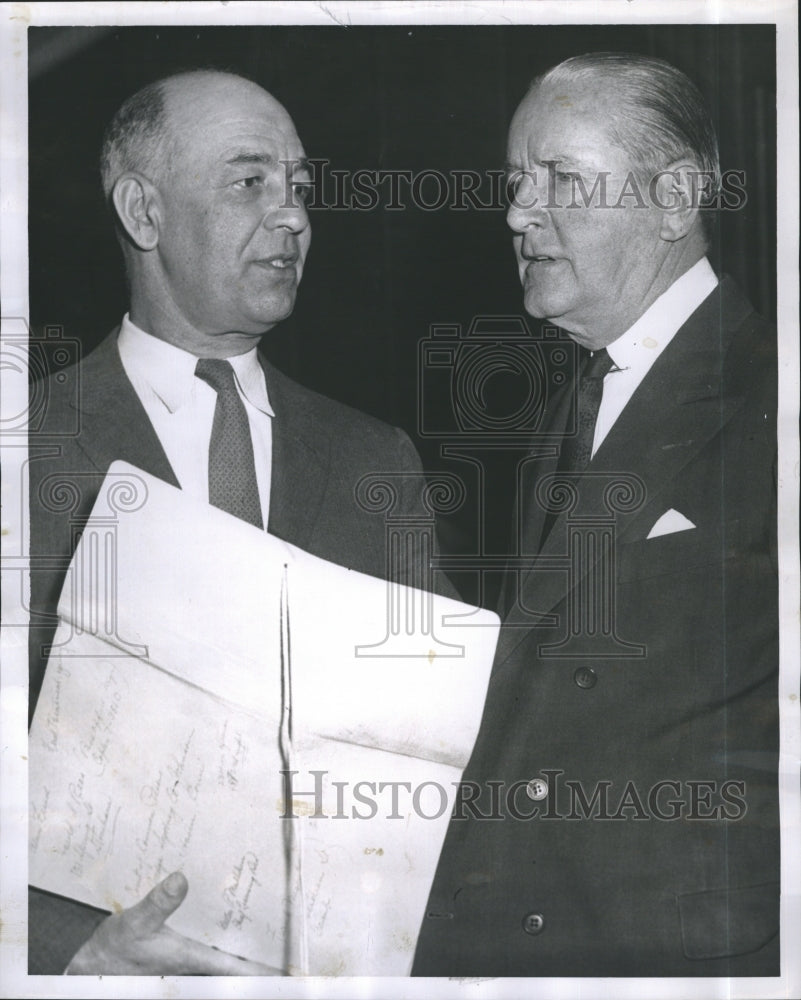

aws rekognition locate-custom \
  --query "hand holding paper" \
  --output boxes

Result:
[29,462,500,975]
[66,872,280,976]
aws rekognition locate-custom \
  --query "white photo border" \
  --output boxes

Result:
[2,2,798,999]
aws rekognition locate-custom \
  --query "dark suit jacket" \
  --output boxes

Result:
[28,330,443,973]
[413,277,780,977]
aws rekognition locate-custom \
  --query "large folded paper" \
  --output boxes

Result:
[29,462,499,975]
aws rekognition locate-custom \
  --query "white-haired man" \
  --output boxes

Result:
[414,52,779,977]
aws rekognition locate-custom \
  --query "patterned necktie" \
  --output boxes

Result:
[537,347,614,548]
[195,358,263,529]
[558,347,615,472]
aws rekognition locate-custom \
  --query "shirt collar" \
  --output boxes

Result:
[227,350,274,417]
[118,314,274,417]
[604,257,719,373]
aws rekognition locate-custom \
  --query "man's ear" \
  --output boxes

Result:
[111,173,162,251]
[654,159,705,242]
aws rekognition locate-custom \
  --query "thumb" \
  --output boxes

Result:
[124,871,189,936]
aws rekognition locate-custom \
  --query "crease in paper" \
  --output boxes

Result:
[29,462,499,975]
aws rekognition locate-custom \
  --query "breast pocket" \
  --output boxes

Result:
[616,519,747,583]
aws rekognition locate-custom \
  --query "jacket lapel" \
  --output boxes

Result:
[588,277,751,515]
[71,336,332,549]
[495,277,752,670]
[69,331,178,486]
[261,358,332,551]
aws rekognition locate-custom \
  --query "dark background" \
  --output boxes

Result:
[28,24,777,600]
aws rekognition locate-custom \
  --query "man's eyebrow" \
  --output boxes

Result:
[224,151,275,166]
[545,154,596,170]
[223,152,313,175]
[504,155,595,173]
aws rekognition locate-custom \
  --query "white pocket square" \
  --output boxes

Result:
[646,509,696,539]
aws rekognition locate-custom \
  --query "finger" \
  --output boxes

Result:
[154,928,283,975]
[66,920,278,976]
[122,871,189,937]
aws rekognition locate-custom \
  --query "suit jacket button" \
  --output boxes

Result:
[526,777,549,801]
[522,912,545,935]
[574,666,597,689]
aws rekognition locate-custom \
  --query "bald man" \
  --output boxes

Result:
[29,70,441,975]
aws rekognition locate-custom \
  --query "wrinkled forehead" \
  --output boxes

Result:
[507,77,621,165]
[163,75,305,163]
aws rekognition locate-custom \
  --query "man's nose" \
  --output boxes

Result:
[264,204,309,234]
[262,186,310,234]
[506,170,549,234]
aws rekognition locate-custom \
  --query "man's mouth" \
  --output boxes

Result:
[528,255,556,263]
[255,253,298,270]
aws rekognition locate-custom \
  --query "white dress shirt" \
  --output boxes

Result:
[117,314,274,528]
[591,257,719,457]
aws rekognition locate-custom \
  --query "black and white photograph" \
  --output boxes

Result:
[1,2,798,997]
